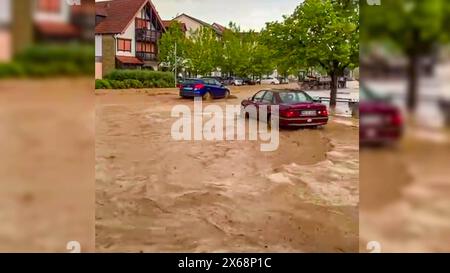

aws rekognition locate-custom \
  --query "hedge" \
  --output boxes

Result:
[0,44,94,78]
[105,69,174,83]
[0,63,25,78]
[95,79,112,89]
[96,69,175,89]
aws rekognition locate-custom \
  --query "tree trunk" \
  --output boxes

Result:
[330,71,338,110]
[406,51,419,112]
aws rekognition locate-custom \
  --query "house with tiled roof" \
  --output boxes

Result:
[162,20,187,33]
[212,22,227,34]
[172,13,223,38]
[95,0,166,79]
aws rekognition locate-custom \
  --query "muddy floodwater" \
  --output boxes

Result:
[0,79,94,252]
[95,83,359,252]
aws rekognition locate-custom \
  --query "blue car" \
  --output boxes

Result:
[179,78,230,100]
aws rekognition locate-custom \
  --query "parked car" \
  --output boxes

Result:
[176,77,185,88]
[242,78,256,85]
[179,78,230,100]
[278,77,289,84]
[202,76,225,85]
[360,85,403,145]
[241,89,328,127]
[257,77,280,85]
[223,77,244,86]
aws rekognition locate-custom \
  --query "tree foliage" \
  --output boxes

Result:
[159,0,359,109]
[158,21,187,73]
[185,27,222,76]
[159,22,275,78]
[361,0,450,110]
[261,0,359,108]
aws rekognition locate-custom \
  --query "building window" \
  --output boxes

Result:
[117,39,132,52]
[37,0,61,13]
[136,42,155,53]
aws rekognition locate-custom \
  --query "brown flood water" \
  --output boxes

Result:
[95,84,359,252]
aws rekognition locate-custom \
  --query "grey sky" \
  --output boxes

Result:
[97,0,302,31]
[153,0,302,31]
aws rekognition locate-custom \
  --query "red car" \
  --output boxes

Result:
[360,85,403,144]
[241,89,329,127]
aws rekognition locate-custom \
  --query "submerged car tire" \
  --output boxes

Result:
[202,91,213,101]
[266,114,272,129]
[224,90,230,99]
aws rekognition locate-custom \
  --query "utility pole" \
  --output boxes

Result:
[174,42,177,87]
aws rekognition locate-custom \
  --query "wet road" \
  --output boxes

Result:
[95,84,360,252]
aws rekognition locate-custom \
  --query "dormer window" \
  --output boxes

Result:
[37,0,61,13]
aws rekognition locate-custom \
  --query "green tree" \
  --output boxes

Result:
[220,23,245,77]
[261,20,306,78]
[361,0,450,111]
[249,41,275,79]
[263,0,359,109]
[185,27,221,76]
[158,21,188,75]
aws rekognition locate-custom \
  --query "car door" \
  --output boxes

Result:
[259,91,274,119]
[244,90,266,117]
[212,79,226,97]
[203,79,216,96]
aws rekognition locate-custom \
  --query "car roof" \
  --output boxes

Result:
[267,89,306,93]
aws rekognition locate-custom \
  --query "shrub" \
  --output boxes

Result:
[104,69,175,87]
[123,79,143,89]
[109,80,127,89]
[96,69,177,89]
[95,79,112,89]
[0,62,25,78]
[0,44,94,78]
[142,80,155,88]
[14,44,94,77]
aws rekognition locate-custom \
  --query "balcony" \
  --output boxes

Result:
[136,52,157,62]
[135,28,161,42]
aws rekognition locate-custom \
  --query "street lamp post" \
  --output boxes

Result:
[174,42,177,88]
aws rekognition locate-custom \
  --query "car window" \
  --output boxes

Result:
[253,91,266,102]
[213,80,222,86]
[203,79,213,85]
[279,91,313,104]
[261,91,274,104]
[183,79,202,85]
[361,86,386,102]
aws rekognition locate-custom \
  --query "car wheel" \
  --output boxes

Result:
[241,109,250,119]
[224,90,230,99]
[267,114,272,129]
[271,82,275,85]
[202,92,213,101]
